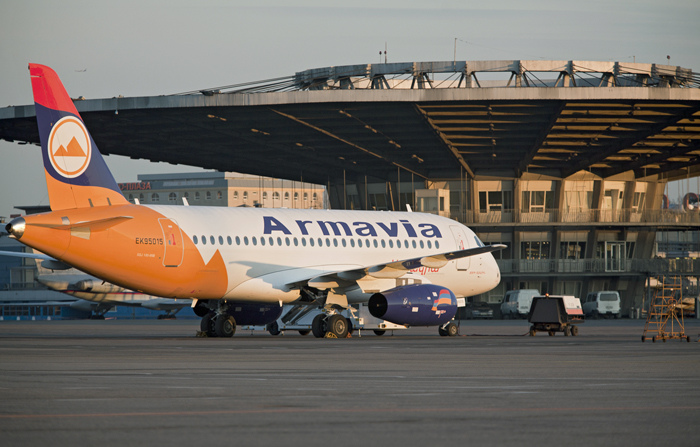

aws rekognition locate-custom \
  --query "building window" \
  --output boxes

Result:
[151,193,160,202]
[479,191,512,212]
[521,241,550,259]
[522,191,555,213]
[263,192,268,201]
[168,192,177,202]
[234,191,239,200]
[560,241,586,260]
[303,192,308,202]
[206,191,212,200]
[217,191,223,200]
[243,191,248,202]
[195,192,200,201]
[632,192,646,211]
[284,192,290,201]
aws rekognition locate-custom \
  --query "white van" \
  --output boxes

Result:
[501,289,540,319]
[583,291,621,319]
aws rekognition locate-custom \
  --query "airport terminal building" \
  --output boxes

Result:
[2,59,700,316]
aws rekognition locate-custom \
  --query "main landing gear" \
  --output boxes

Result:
[200,312,237,338]
[311,313,353,338]
[196,301,237,338]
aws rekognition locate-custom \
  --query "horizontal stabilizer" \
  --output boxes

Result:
[28,216,133,232]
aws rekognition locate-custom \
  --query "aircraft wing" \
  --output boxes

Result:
[0,250,55,261]
[290,243,506,289]
[0,249,72,270]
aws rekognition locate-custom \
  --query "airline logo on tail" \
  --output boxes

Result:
[48,116,92,178]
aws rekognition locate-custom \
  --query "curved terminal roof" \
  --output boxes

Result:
[1,60,699,184]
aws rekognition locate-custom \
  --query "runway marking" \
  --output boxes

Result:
[2,405,699,420]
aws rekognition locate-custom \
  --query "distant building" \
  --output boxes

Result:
[118,172,328,209]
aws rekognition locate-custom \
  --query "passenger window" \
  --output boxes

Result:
[261,237,266,246]
[202,236,207,245]
[218,236,224,245]
[210,236,215,245]
[326,238,330,247]
[350,239,355,247]
[358,239,363,248]
[235,236,240,245]
[269,237,274,246]
[388,240,393,248]
[278,237,282,246]
[318,238,323,247]
[373,240,378,248]
[435,241,440,249]
[244,236,249,246]
[193,235,198,244]
[427,240,432,249]
[310,238,314,247]
[302,238,307,247]
[227,236,232,245]
[333,239,338,247]
[252,237,257,246]
[412,240,417,249]
[286,237,291,246]
[420,240,424,249]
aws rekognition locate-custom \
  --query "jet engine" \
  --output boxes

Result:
[368,284,457,326]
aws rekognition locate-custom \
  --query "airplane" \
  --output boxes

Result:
[5,63,505,338]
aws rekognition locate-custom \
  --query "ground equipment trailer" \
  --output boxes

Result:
[528,295,584,336]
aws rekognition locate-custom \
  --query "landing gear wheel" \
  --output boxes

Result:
[267,321,281,336]
[311,314,327,338]
[564,326,571,336]
[215,315,236,338]
[570,325,579,336]
[439,327,448,336]
[445,322,458,337]
[373,330,386,336]
[548,331,555,336]
[327,314,349,338]
[298,330,310,336]
[200,313,217,337]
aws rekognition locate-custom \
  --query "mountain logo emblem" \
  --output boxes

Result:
[48,116,92,178]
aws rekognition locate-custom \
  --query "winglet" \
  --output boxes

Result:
[29,64,128,211]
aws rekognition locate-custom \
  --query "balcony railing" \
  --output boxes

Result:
[496,258,700,275]
[464,209,700,225]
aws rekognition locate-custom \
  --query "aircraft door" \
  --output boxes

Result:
[159,218,184,267]
[450,226,470,271]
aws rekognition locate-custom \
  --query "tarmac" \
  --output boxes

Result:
[1,318,699,447]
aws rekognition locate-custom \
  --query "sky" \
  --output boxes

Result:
[1,0,699,217]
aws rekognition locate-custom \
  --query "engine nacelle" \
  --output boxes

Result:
[226,302,283,326]
[368,284,458,326]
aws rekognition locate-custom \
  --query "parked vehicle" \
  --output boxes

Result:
[582,291,621,319]
[500,289,540,319]
[464,301,494,319]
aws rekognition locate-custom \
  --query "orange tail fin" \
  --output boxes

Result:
[29,64,128,210]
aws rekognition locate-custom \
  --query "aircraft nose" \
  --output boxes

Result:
[6,217,26,239]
